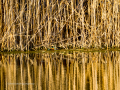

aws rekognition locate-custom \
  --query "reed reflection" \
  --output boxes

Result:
[0,51,120,90]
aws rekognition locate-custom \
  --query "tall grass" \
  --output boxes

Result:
[0,0,119,51]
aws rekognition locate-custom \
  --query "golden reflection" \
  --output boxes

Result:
[0,51,120,90]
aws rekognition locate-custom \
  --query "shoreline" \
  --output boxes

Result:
[0,48,120,54]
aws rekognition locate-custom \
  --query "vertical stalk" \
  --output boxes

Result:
[82,0,84,48]
[47,0,51,47]
[20,0,23,51]
[26,0,30,51]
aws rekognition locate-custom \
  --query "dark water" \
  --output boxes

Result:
[0,50,120,90]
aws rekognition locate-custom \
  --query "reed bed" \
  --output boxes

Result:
[0,51,120,90]
[0,0,120,51]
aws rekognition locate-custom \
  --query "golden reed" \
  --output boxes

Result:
[0,0,119,51]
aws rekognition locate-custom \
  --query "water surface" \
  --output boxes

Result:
[0,51,120,90]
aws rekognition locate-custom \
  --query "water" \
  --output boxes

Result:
[0,50,120,90]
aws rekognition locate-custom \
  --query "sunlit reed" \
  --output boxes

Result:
[0,0,119,51]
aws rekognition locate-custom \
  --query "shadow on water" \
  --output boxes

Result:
[0,51,120,90]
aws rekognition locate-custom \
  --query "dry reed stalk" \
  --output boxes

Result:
[26,0,30,51]
[0,0,2,40]
[0,0,119,51]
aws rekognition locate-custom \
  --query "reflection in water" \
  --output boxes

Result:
[0,51,120,90]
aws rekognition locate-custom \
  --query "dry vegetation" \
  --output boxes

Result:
[0,0,120,51]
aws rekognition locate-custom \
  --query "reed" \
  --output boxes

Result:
[0,0,119,51]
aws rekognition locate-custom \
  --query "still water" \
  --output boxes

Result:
[0,50,120,90]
